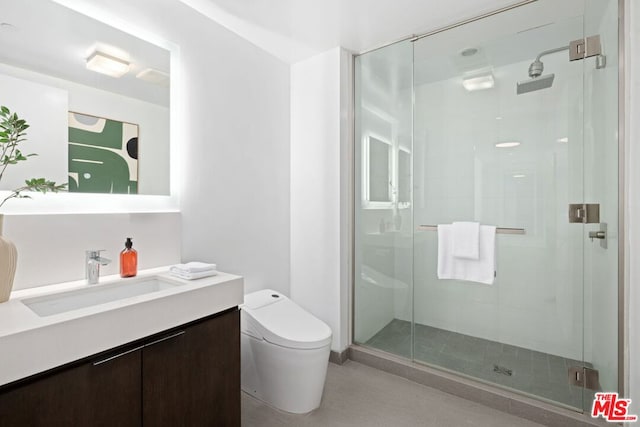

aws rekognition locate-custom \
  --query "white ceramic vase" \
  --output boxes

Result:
[0,214,17,303]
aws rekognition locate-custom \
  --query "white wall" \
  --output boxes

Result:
[3,213,180,290]
[290,47,351,352]
[0,64,170,196]
[171,8,291,296]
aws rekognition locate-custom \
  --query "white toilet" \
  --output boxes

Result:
[240,289,332,414]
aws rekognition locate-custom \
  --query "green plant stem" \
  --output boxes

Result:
[0,128,18,182]
[0,188,24,209]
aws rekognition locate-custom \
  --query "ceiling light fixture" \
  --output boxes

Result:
[462,73,495,91]
[86,51,130,78]
[460,47,479,57]
[495,141,521,148]
[557,137,568,143]
[513,174,526,178]
[136,68,170,87]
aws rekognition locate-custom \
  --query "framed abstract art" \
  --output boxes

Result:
[68,112,139,194]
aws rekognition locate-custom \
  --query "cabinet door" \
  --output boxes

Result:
[0,346,141,427]
[142,309,240,427]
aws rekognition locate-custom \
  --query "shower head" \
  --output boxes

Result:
[517,74,555,95]
[517,45,568,95]
[528,59,544,78]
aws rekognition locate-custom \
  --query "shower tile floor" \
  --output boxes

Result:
[366,319,595,409]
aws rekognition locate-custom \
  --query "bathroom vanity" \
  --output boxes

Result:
[0,268,243,426]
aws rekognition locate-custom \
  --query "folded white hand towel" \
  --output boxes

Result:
[170,269,218,280]
[169,262,217,274]
[437,224,496,285]
[451,222,480,259]
[452,221,480,260]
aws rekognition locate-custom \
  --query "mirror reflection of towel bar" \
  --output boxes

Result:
[417,225,525,235]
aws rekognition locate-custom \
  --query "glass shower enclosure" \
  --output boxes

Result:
[354,0,619,413]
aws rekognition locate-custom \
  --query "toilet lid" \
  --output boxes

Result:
[241,290,332,350]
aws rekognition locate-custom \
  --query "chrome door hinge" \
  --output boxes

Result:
[569,366,601,391]
[570,35,603,61]
[569,203,600,224]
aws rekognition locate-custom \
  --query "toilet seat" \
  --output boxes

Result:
[241,289,332,413]
[241,290,332,350]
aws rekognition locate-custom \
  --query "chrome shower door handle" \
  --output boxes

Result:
[588,223,608,249]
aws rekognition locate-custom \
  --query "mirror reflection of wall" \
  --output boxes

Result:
[0,1,170,195]
[368,136,391,203]
[398,149,411,206]
[362,129,412,210]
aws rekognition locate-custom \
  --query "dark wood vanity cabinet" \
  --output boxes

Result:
[0,345,141,427]
[143,307,241,427]
[0,308,240,427]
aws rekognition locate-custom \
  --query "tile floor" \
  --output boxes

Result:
[241,360,545,426]
[366,319,594,409]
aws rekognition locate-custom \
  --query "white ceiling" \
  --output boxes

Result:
[178,0,531,64]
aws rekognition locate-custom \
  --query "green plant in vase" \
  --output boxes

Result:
[0,105,67,303]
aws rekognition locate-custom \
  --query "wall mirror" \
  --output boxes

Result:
[363,136,412,209]
[366,136,392,204]
[361,128,412,210]
[0,1,170,196]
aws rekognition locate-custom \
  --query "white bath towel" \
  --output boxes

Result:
[170,262,217,274]
[452,221,480,260]
[169,269,218,280]
[437,224,496,285]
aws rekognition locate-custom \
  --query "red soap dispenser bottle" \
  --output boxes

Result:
[120,237,138,278]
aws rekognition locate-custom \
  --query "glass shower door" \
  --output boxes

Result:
[411,1,589,410]
[352,0,619,414]
[353,40,414,359]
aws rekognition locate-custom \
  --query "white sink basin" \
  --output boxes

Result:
[22,278,181,317]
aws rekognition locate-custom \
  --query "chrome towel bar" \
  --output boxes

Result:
[417,225,525,235]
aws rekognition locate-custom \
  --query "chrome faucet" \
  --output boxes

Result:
[86,250,111,285]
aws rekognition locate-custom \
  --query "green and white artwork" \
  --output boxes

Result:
[68,112,139,194]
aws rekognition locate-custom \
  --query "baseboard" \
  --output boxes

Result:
[329,348,350,365]
[349,345,608,427]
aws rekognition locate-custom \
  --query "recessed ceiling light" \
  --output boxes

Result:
[463,73,495,91]
[495,116,503,120]
[460,47,479,57]
[495,141,521,148]
[557,137,568,143]
[86,51,130,78]
[513,174,526,178]
[136,68,170,87]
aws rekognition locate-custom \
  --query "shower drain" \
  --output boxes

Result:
[493,365,513,376]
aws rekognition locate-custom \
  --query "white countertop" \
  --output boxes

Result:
[0,267,244,387]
